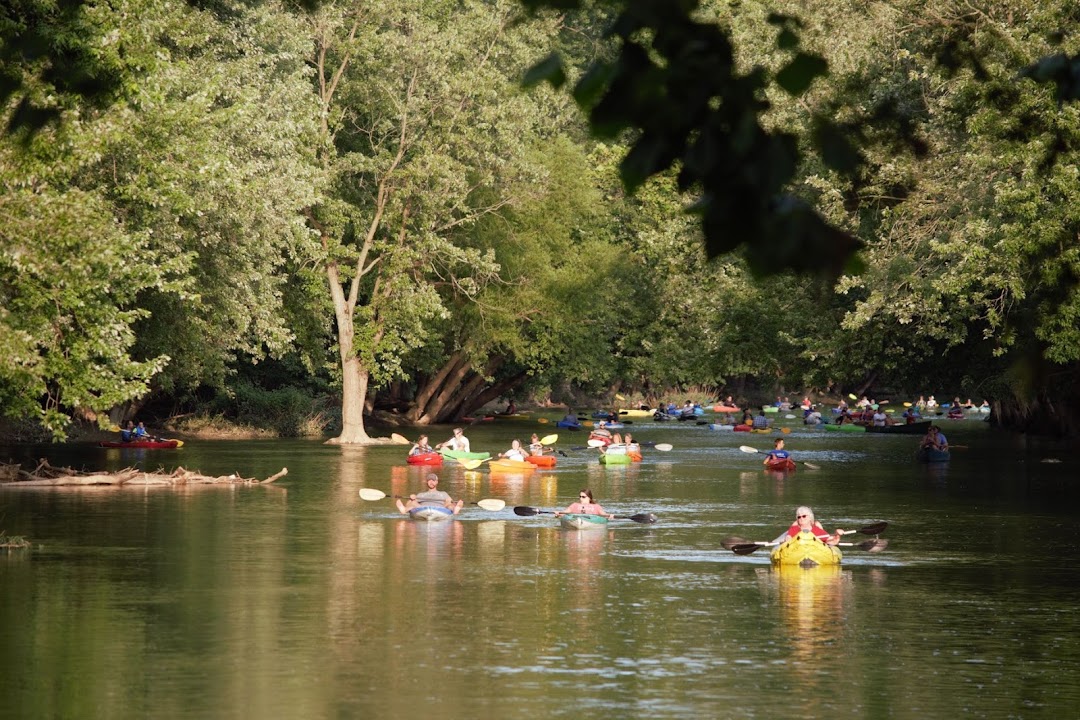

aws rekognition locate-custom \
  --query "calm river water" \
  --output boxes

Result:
[2,416,1079,719]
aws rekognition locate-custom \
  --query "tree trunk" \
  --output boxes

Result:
[407,351,467,423]
[329,355,372,444]
[415,355,473,425]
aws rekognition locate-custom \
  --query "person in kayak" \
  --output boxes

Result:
[920,425,948,452]
[120,421,135,442]
[752,410,770,430]
[561,409,579,424]
[396,473,463,515]
[763,438,790,466]
[409,435,433,456]
[589,421,613,445]
[436,427,471,453]
[499,439,528,461]
[528,433,545,456]
[773,506,844,546]
[554,489,614,520]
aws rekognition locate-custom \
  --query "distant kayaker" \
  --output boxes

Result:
[772,506,843,546]
[872,408,888,426]
[902,407,919,424]
[503,399,517,415]
[589,421,613,446]
[409,435,433,456]
[804,408,823,425]
[133,422,149,439]
[752,411,770,430]
[920,425,948,452]
[436,427,471,453]
[121,421,135,442]
[763,438,790,466]
[624,433,642,461]
[554,489,614,520]
[529,434,545,456]
[562,409,578,424]
[500,439,528,461]
[396,473,463,515]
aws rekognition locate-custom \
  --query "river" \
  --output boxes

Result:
[2,415,1079,718]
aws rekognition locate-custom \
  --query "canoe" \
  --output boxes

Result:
[823,423,865,433]
[409,506,455,522]
[771,531,842,567]
[619,408,653,418]
[560,513,609,530]
[764,458,797,472]
[488,458,536,472]
[406,452,443,466]
[555,420,582,430]
[439,449,491,461]
[599,453,632,465]
[916,447,951,463]
[865,420,930,435]
[99,440,179,449]
[525,455,557,468]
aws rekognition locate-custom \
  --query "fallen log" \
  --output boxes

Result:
[0,461,288,488]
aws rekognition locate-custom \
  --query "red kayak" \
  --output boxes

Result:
[100,440,179,449]
[525,455,557,468]
[765,458,797,472]
[406,452,443,466]
[733,424,752,432]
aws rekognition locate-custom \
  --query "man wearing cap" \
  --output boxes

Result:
[396,473,464,515]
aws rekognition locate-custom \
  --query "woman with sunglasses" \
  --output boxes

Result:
[554,489,614,520]
[773,506,844,546]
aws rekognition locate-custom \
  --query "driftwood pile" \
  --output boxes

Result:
[0,459,288,488]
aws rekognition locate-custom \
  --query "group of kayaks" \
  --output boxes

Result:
[406,447,557,471]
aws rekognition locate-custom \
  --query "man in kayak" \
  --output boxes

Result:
[436,427,471,453]
[589,421,613,446]
[396,473,463,515]
[763,438,790,466]
[773,506,844,546]
[752,410,770,430]
[120,421,135,442]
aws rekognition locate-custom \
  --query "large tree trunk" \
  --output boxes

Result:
[330,355,372,444]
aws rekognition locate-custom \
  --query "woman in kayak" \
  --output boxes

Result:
[436,427,471,453]
[499,439,528,461]
[554,489,614,520]
[528,433,545,456]
[773,506,844,546]
[409,435,433,456]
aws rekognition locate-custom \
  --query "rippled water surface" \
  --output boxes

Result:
[3,417,1079,718]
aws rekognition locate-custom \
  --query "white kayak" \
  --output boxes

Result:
[409,506,455,522]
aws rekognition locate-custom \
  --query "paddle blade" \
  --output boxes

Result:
[581,420,594,427]
[512,505,540,517]
[459,459,485,470]
[539,434,558,445]
[859,538,889,552]
[848,393,858,400]
[615,393,626,401]
[359,488,387,501]
[173,439,185,448]
[475,499,506,511]
[857,521,888,535]
[779,427,791,434]
[537,417,549,424]
[108,424,121,432]
[620,512,658,524]
[587,439,606,448]
[739,445,759,453]
[721,536,751,550]
[391,433,409,443]
[731,543,767,555]
[654,443,673,452]
[803,462,821,470]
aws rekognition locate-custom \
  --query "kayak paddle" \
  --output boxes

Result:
[513,505,657,523]
[358,488,504,511]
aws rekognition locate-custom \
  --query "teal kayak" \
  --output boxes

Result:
[560,513,609,530]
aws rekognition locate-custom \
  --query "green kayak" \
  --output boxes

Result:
[823,423,865,433]
[439,449,491,460]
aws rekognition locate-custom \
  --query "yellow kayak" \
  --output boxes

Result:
[770,530,843,567]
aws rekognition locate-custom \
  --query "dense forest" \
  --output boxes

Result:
[2,0,1079,442]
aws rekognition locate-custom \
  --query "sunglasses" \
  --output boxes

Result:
[579,495,589,499]
[796,514,808,519]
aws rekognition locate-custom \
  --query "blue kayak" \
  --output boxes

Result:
[556,420,582,430]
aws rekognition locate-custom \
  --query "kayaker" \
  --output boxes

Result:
[902,407,919,424]
[589,421,613,446]
[436,427,471,453]
[553,489,614,520]
[772,506,843,546]
[503,399,517,415]
[396,473,463,515]
[528,433,545,456]
[562,409,578,424]
[624,433,642,461]
[920,425,948,452]
[763,438,790,466]
[499,439,528,461]
[120,421,135,442]
[804,407,823,425]
[133,422,149,440]
[409,435,433,456]
[752,410,770,430]
[872,408,888,426]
